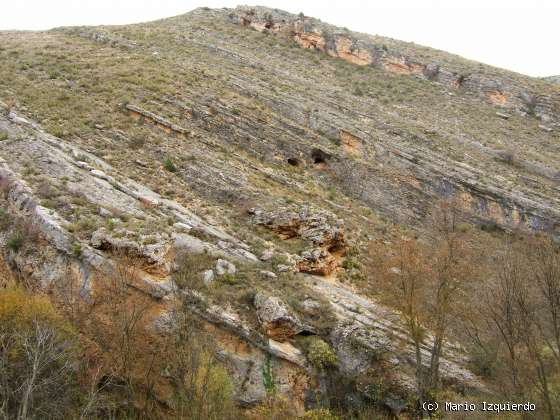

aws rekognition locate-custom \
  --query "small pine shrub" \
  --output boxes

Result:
[7,234,23,253]
[164,157,177,172]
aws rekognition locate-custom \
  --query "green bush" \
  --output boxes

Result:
[305,336,337,370]
[300,408,341,420]
[164,157,177,172]
[262,353,276,395]
[7,234,23,253]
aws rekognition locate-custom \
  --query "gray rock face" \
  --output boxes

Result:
[259,270,277,279]
[91,228,172,273]
[543,75,560,85]
[259,249,274,261]
[0,14,528,410]
[303,274,484,392]
[254,292,304,341]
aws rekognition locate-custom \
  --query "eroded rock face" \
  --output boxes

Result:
[0,20,519,412]
[250,205,345,275]
[230,6,560,124]
[0,107,486,409]
[254,292,303,341]
[91,228,173,276]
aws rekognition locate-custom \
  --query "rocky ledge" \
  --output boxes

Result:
[229,6,560,125]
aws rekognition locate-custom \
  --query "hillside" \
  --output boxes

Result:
[544,75,560,84]
[1,5,559,419]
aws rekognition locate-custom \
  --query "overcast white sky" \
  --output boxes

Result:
[2,1,559,77]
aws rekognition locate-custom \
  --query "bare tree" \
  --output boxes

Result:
[425,199,473,389]
[165,260,237,420]
[382,238,431,412]
[482,236,560,419]
[0,312,79,420]
[376,199,475,415]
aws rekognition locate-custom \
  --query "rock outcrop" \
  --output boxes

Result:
[544,75,560,85]
[230,6,560,124]
[250,205,346,275]
[0,109,485,411]
[254,292,304,341]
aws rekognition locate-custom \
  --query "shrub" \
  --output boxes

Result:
[0,288,80,419]
[7,233,23,252]
[128,134,146,149]
[469,348,497,379]
[353,86,364,96]
[221,272,236,284]
[305,336,337,370]
[0,208,11,230]
[164,157,177,172]
[497,148,516,165]
[173,252,215,290]
[301,408,341,420]
[262,354,276,395]
[71,242,82,257]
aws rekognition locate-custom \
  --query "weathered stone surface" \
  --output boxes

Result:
[124,103,189,138]
[251,205,345,275]
[216,258,236,276]
[91,228,172,274]
[202,269,214,286]
[259,270,277,279]
[1,8,553,410]
[259,249,274,261]
[303,274,484,392]
[254,292,304,341]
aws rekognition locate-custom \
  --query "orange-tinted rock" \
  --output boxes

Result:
[294,32,326,51]
[250,206,346,276]
[340,130,364,157]
[486,90,508,106]
[254,293,303,341]
[334,36,372,66]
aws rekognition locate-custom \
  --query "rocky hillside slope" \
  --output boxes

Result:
[0,5,559,415]
[544,75,560,85]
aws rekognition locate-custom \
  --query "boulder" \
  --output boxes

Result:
[203,269,214,286]
[254,292,303,341]
[260,270,277,279]
[259,249,274,261]
[216,258,236,276]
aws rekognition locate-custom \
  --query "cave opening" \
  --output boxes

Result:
[311,148,329,166]
[287,157,302,167]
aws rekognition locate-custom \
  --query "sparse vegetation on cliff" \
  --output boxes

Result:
[0,3,559,419]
